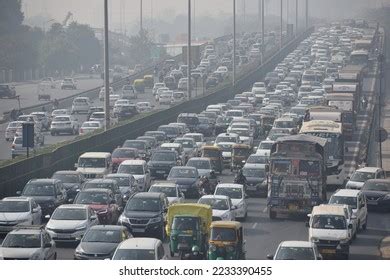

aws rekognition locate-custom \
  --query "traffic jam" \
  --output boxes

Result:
[0,20,387,261]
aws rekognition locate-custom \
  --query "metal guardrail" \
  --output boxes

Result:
[0,29,313,198]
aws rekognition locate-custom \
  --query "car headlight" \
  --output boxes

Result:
[75,246,85,255]
[339,238,350,244]
[221,212,229,220]
[118,215,129,224]
[45,226,54,231]
[310,237,319,243]
[149,217,162,223]
[76,226,87,231]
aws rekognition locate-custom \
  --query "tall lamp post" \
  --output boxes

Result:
[280,0,283,49]
[233,0,236,87]
[295,0,298,36]
[104,0,110,130]
[140,0,143,33]
[187,0,192,99]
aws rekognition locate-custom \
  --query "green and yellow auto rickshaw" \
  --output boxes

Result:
[133,79,145,93]
[230,144,251,171]
[208,221,246,260]
[143,75,154,88]
[166,203,212,259]
[201,145,223,174]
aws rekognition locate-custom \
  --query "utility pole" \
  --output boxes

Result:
[233,0,236,87]
[280,0,283,49]
[286,0,289,26]
[258,0,261,34]
[296,0,298,36]
[305,0,308,30]
[187,0,192,99]
[140,0,143,33]
[104,0,110,130]
[262,0,265,62]
[243,0,246,31]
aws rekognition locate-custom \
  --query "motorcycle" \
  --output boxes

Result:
[199,176,212,195]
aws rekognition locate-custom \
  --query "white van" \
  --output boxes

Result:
[112,238,167,260]
[307,204,352,259]
[71,97,91,114]
[76,152,112,179]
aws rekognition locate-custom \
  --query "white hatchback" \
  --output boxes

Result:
[214,184,247,220]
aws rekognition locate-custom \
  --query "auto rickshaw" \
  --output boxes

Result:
[201,146,223,174]
[260,114,276,136]
[166,203,212,259]
[143,75,154,88]
[230,144,251,171]
[133,79,145,93]
[207,221,246,260]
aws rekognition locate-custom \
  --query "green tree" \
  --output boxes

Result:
[128,30,154,65]
[0,0,24,35]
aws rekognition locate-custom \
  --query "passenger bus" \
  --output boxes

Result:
[299,120,345,186]
[267,135,327,219]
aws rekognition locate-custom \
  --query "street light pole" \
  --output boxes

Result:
[305,0,308,30]
[104,0,110,130]
[261,0,265,62]
[140,0,143,33]
[187,0,192,100]
[296,0,298,36]
[280,0,283,49]
[233,0,236,87]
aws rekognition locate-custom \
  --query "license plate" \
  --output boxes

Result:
[288,204,298,211]
[57,234,71,239]
[156,170,165,174]
[321,249,336,254]
[367,200,378,205]
[132,228,145,233]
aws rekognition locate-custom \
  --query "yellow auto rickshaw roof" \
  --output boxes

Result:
[202,145,222,151]
[166,203,212,236]
[232,144,251,149]
[144,75,153,78]
[134,79,144,82]
[210,221,242,229]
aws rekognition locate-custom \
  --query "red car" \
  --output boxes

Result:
[74,188,120,225]
[112,147,139,172]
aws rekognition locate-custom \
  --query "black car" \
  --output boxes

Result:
[81,179,124,207]
[0,84,16,99]
[148,150,180,179]
[118,192,168,240]
[17,179,67,217]
[362,179,390,211]
[51,170,84,200]
[167,166,200,198]
[116,104,138,120]
[74,225,132,260]
[206,77,218,89]
[197,117,214,137]
[242,165,268,197]
[215,116,232,135]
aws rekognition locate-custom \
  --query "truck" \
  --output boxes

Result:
[267,134,327,219]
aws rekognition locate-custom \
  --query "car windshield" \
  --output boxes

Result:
[275,121,294,128]
[0,201,29,213]
[83,182,113,190]
[54,117,70,122]
[217,143,233,152]
[351,171,375,182]
[52,208,87,220]
[52,174,79,183]
[247,155,268,164]
[175,140,193,148]
[210,228,236,241]
[216,136,237,143]
[108,176,130,187]
[113,249,155,260]
[125,198,160,212]
[82,123,99,128]
[198,198,229,210]
[123,141,145,150]
[243,168,266,178]
[75,192,109,205]
[151,152,175,162]
[363,181,390,192]
[187,160,210,170]
[215,187,242,199]
[169,168,197,178]
[2,234,41,248]
[23,183,55,196]
[83,229,122,243]
[312,215,346,230]
[202,149,220,157]
[172,217,199,231]
[118,164,144,175]
[231,130,250,137]
[78,158,106,168]
[112,149,136,158]
[275,247,315,260]
[329,196,357,208]
[149,186,177,197]
[159,127,177,134]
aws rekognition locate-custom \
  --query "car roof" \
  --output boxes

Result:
[80,188,112,194]
[53,170,81,175]
[28,178,58,183]
[243,163,267,169]
[312,204,346,216]
[200,195,229,200]
[2,196,32,202]
[132,192,164,199]
[89,225,126,231]
[355,167,382,173]
[79,152,111,158]
[57,204,89,210]
[187,157,210,161]
[117,238,160,250]
[120,160,146,165]
[216,183,244,189]
[279,241,314,248]
[332,189,361,197]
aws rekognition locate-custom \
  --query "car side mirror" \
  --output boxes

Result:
[45,214,51,219]
[68,198,74,203]
[44,243,52,248]
[348,223,353,229]
[266,254,274,260]
[90,215,97,220]
[164,208,168,213]
[265,165,269,173]
[32,208,39,213]
[16,191,22,196]
[231,205,237,210]
[346,176,350,180]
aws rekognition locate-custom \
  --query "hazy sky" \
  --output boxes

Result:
[23,0,386,33]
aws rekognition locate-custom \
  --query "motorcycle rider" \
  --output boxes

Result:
[235,168,247,186]
[200,175,212,195]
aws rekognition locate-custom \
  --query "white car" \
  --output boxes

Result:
[99,86,114,101]
[113,99,132,114]
[215,66,229,78]
[0,197,42,234]
[256,140,274,157]
[79,121,102,135]
[61,78,77,90]
[159,91,173,105]
[149,182,184,205]
[71,97,91,114]
[214,184,247,220]
[40,77,56,89]
[51,109,71,119]
[45,204,98,243]
[136,102,153,113]
[50,115,79,135]
[5,121,23,141]
[183,133,205,150]
[117,160,151,191]
[121,85,136,99]
[346,167,386,190]
[153,83,166,95]
[267,241,321,260]
[329,189,368,232]
[17,114,42,131]
[112,238,167,260]
[109,94,121,108]
[198,195,235,221]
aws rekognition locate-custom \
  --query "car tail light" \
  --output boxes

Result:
[11,144,15,149]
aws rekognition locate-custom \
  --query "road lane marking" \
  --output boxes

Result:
[262,207,268,213]
[252,223,258,229]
